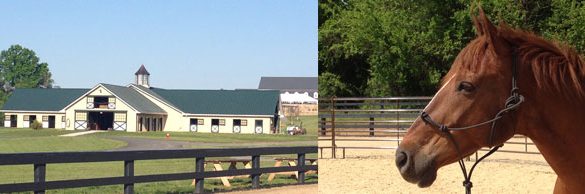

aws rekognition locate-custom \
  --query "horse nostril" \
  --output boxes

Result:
[395,150,409,169]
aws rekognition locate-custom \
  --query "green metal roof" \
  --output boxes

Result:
[1,88,89,111]
[132,84,178,109]
[149,88,279,115]
[101,84,166,114]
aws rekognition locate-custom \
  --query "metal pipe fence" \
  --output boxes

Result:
[318,97,540,158]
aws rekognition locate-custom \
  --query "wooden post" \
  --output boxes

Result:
[331,97,336,159]
[297,153,306,184]
[251,155,260,188]
[195,157,205,193]
[124,160,134,194]
[34,163,46,194]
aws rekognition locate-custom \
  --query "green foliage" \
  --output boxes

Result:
[0,45,54,110]
[319,0,585,97]
[30,120,43,130]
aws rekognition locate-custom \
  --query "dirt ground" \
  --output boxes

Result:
[224,183,317,194]
[318,138,557,194]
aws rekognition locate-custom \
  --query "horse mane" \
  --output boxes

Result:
[442,17,585,98]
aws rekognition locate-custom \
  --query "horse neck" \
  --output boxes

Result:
[517,77,585,191]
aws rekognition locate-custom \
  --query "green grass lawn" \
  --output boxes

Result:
[0,128,317,193]
[0,157,317,193]
[0,137,127,153]
[283,115,318,135]
[0,153,317,193]
[87,130,316,143]
[0,127,77,137]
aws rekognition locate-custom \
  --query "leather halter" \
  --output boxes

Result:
[419,50,524,194]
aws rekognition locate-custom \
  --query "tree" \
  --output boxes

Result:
[0,45,54,122]
[319,0,585,97]
[0,45,54,93]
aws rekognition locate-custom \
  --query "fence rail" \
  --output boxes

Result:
[318,97,540,158]
[0,146,318,194]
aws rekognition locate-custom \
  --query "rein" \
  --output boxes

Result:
[419,50,524,194]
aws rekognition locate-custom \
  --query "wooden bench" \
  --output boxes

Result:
[267,157,318,182]
[190,159,252,187]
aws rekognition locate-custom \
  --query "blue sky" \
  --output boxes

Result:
[0,0,317,89]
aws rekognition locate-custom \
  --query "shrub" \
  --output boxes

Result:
[31,120,43,130]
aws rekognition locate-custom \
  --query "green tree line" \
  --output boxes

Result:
[0,45,54,109]
[319,0,585,97]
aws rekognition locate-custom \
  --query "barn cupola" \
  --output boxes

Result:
[135,64,150,88]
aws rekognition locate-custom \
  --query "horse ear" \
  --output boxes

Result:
[471,7,484,36]
[473,5,511,57]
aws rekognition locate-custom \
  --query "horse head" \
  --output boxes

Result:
[395,6,520,187]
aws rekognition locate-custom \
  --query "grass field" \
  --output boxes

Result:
[0,127,77,137]
[0,137,127,153]
[87,130,317,143]
[283,115,318,135]
[0,127,317,193]
[0,157,317,193]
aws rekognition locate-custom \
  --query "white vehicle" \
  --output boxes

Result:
[286,125,305,135]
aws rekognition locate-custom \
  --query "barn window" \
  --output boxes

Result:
[198,119,204,125]
[94,97,108,109]
[219,119,226,126]
[241,120,247,126]
[114,113,126,122]
[42,116,48,121]
[4,115,10,121]
[23,115,30,121]
[62,116,66,122]
[255,120,263,126]
[75,112,87,120]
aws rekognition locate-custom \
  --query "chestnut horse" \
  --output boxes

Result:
[395,7,585,194]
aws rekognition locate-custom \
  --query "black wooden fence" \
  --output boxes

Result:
[0,146,317,194]
[318,97,539,158]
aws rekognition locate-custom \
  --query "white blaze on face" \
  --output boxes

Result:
[423,74,456,112]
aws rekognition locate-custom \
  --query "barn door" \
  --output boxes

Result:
[74,112,88,130]
[211,119,219,133]
[233,119,241,133]
[190,118,198,132]
[255,120,263,134]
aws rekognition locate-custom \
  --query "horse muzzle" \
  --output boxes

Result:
[395,146,438,187]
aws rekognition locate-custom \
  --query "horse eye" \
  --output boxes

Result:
[458,81,476,92]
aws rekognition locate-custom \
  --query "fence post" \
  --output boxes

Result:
[297,153,306,184]
[525,136,528,153]
[124,160,134,194]
[251,155,261,188]
[369,117,374,136]
[331,97,336,159]
[396,99,400,147]
[321,117,326,136]
[195,157,205,193]
[34,163,46,194]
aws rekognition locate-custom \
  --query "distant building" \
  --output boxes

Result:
[258,77,318,116]
[258,77,318,99]
[1,65,281,134]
